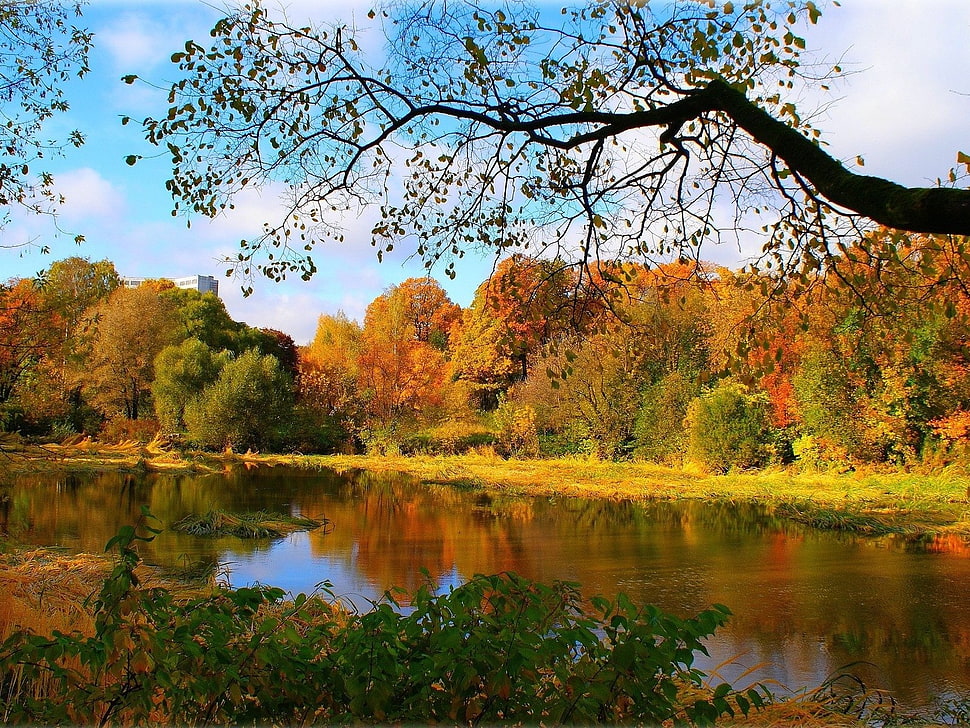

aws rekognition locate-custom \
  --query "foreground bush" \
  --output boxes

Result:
[0,512,764,726]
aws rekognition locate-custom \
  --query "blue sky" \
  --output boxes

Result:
[1,0,969,344]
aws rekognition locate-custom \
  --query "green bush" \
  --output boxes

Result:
[184,350,294,452]
[280,404,354,454]
[686,382,773,472]
[399,422,497,456]
[152,338,229,431]
[537,431,585,457]
[0,512,762,726]
[792,348,883,462]
[633,372,698,464]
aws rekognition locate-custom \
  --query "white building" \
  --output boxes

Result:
[121,274,220,297]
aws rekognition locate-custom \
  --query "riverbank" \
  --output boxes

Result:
[2,440,965,725]
[3,437,969,538]
[287,453,970,539]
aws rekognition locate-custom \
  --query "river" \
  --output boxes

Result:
[4,464,970,714]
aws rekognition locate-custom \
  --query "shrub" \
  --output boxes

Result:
[491,399,540,458]
[280,404,354,454]
[0,513,761,726]
[360,426,402,456]
[184,350,294,452]
[686,382,773,472]
[634,371,698,464]
[400,421,497,456]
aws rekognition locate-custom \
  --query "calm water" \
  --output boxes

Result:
[4,464,970,711]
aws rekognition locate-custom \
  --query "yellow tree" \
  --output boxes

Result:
[74,285,179,420]
[298,312,365,444]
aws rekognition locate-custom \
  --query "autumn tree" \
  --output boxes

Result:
[451,256,578,407]
[790,243,970,463]
[0,1,92,234]
[0,278,58,405]
[394,277,461,349]
[306,311,362,373]
[298,312,364,447]
[73,285,179,421]
[357,281,457,428]
[514,329,641,458]
[40,257,120,349]
[513,262,709,457]
[134,0,970,301]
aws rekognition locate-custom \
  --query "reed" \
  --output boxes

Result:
[170,509,330,539]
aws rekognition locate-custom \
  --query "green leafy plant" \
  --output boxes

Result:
[0,511,764,725]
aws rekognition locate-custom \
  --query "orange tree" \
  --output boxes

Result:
[451,255,580,408]
[357,279,458,430]
[0,278,59,406]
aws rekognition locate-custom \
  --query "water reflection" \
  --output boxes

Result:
[3,464,970,711]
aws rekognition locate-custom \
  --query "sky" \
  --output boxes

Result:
[1,0,968,345]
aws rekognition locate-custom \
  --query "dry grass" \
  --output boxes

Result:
[171,509,331,539]
[0,548,105,642]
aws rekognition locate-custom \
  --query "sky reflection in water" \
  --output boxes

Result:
[4,464,970,712]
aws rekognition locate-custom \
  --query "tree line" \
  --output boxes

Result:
[3,232,968,469]
[0,257,296,449]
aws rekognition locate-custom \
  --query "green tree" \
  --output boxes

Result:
[136,0,970,295]
[160,287,242,352]
[152,338,229,431]
[633,371,699,465]
[687,382,773,472]
[0,1,92,234]
[184,350,294,451]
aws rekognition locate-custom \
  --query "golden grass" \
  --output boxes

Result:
[0,549,104,642]
[171,509,330,539]
[5,441,970,536]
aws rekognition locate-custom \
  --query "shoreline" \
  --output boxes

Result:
[3,440,969,538]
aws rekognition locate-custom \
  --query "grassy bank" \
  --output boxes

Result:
[4,437,970,538]
[291,453,970,538]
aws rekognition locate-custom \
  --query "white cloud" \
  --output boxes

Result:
[803,0,970,185]
[97,13,177,72]
[56,168,126,221]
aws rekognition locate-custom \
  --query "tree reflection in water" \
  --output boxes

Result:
[3,464,970,712]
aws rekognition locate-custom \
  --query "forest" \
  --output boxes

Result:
[3,233,968,473]
[6,0,970,723]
